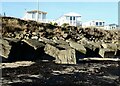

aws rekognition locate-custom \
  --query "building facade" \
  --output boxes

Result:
[55,12,82,26]
[23,10,47,23]
[82,20,105,29]
[105,24,118,30]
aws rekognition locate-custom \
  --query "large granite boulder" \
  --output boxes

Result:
[44,44,76,64]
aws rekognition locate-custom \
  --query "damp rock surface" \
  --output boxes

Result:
[2,61,120,86]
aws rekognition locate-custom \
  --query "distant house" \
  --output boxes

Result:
[82,20,105,29]
[105,24,118,30]
[55,12,82,26]
[23,10,47,23]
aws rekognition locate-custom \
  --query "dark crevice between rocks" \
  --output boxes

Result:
[8,41,36,62]
[115,50,120,58]
[104,52,115,58]
[0,55,8,62]
[7,41,55,62]
[76,50,86,63]
[85,47,101,58]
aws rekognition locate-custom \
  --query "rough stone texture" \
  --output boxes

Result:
[22,39,45,50]
[80,42,101,58]
[56,44,71,50]
[101,43,117,51]
[99,48,116,58]
[116,44,120,58]
[58,49,76,64]
[2,61,35,68]
[0,39,11,58]
[39,37,55,45]
[44,44,76,64]
[44,44,59,58]
[1,16,120,86]
[53,39,69,45]
[84,42,101,52]
[1,16,120,63]
[69,41,86,54]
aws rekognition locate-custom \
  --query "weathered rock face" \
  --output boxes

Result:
[83,42,101,58]
[1,17,120,63]
[2,17,119,44]
[84,42,101,52]
[69,41,86,61]
[99,48,116,58]
[58,49,76,64]
[39,37,55,45]
[22,39,45,50]
[100,43,120,58]
[101,43,117,51]
[53,39,69,45]
[0,39,11,59]
[116,44,120,58]
[69,41,86,54]
[44,44,76,64]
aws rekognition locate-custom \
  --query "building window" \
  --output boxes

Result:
[32,13,35,19]
[73,17,75,20]
[38,13,41,19]
[96,22,99,26]
[70,16,72,20]
[42,14,46,19]
[66,16,69,20]
[99,22,102,26]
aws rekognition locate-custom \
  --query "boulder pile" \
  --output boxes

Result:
[1,17,120,64]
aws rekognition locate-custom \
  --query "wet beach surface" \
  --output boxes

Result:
[2,61,120,86]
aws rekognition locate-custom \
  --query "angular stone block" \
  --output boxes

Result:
[44,44,76,64]
[99,48,115,58]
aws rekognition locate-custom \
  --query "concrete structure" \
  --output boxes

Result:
[82,20,105,29]
[105,24,118,30]
[55,12,82,26]
[23,10,47,23]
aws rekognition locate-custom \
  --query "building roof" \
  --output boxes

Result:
[27,10,47,14]
[91,20,105,22]
[109,24,118,26]
[64,12,81,17]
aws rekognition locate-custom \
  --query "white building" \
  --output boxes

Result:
[55,12,82,26]
[105,24,118,30]
[82,20,105,29]
[23,10,47,23]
